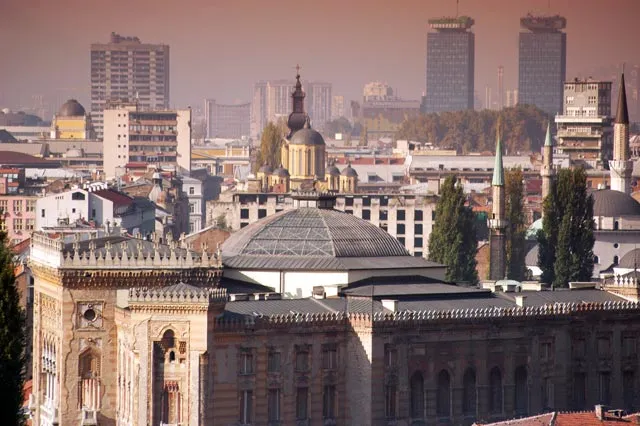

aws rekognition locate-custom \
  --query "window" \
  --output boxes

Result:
[410,372,424,419]
[462,368,476,416]
[384,344,397,368]
[13,219,23,231]
[415,210,423,221]
[362,197,371,207]
[397,209,405,221]
[258,209,267,219]
[385,385,396,419]
[240,390,253,424]
[322,345,337,370]
[623,337,636,357]
[624,371,635,410]
[240,209,249,219]
[296,387,308,420]
[267,351,281,373]
[543,377,554,409]
[71,192,86,201]
[295,350,309,372]
[573,339,586,358]
[322,385,336,419]
[379,210,388,221]
[362,209,371,220]
[614,255,619,265]
[240,351,253,375]
[396,224,405,235]
[598,337,610,357]
[540,342,553,361]
[189,203,195,214]
[437,370,451,417]
[414,223,423,235]
[0,200,7,213]
[489,368,502,414]
[189,186,194,195]
[267,389,280,422]
[573,372,586,410]
[26,219,34,231]
[380,197,389,207]
[13,200,22,213]
[414,237,423,248]
[599,372,611,404]
[26,200,35,212]
[91,208,96,218]
[345,197,354,207]
[515,366,528,415]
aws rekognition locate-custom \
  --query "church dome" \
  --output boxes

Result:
[618,249,640,269]
[222,208,409,269]
[57,99,86,117]
[326,165,340,176]
[341,164,358,177]
[592,189,640,217]
[290,128,325,146]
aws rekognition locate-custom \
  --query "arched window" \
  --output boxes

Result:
[463,368,476,416]
[162,329,175,350]
[614,255,619,265]
[515,366,528,415]
[489,367,503,414]
[410,372,424,419]
[436,370,451,417]
[594,255,600,264]
[614,221,619,230]
[78,349,101,410]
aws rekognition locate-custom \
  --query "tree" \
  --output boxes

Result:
[359,124,369,147]
[255,122,283,172]
[538,168,595,287]
[0,222,26,425]
[215,213,229,231]
[428,175,479,283]
[505,168,527,281]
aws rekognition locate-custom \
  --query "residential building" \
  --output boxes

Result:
[204,99,250,139]
[0,186,37,245]
[306,81,332,130]
[331,95,345,119]
[423,16,475,113]
[90,32,170,138]
[182,175,203,233]
[555,79,612,168]
[35,185,155,236]
[103,104,191,179]
[518,15,567,117]
[192,140,252,178]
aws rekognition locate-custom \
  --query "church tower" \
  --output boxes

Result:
[489,131,508,280]
[609,72,632,194]
[541,122,554,203]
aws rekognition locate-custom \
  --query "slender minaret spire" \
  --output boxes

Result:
[489,126,508,280]
[609,71,632,194]
[541,122,554,204]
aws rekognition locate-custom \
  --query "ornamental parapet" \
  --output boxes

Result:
[129,285,227,304]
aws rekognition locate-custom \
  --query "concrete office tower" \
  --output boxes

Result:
[91,32,170,139]
[423,16,475,113]
[331,95,345,120]
[555,79,612,168]
[541,123,555,203]
[489,131,507,281]
[306,82,332,130]
[204,99,250,139]
[609,72,632,194]
[103,105,191,179]
[518,15,566,117]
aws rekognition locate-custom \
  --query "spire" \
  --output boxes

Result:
[615,72,629,125]
[287,65,308,136]
[492,127,504,186]
[544,122,552,147]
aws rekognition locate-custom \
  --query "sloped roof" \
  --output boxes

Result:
[592,189,640,217]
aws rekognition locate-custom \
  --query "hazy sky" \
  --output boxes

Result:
[1,0,639,117]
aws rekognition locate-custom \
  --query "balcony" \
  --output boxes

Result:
[81,408,98,425]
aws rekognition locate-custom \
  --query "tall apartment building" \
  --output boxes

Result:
[555,79,612,168]
[331,95,345,120]
[423,16,475,113]
[518,15,567,117]
[306,82,332,130]
[103,105,191,178]
[90,32,170,138]
[204,99,250,139]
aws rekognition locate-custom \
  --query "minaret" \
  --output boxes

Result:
[541,122,554,202]
[609,72,632,194]
[489,130,508,280]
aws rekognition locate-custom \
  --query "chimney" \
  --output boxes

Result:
[595,404,607,421]
[515,295,526,307]
[382,299,399,312]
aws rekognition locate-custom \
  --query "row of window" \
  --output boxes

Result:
[0,199,35,213]
[239,346,337,375]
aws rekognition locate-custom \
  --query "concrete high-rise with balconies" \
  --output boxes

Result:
[91,32,170,138]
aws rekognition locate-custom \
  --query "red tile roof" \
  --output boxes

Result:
[0,151,59,167]
[92,189,133,207]
[555,412,638,425]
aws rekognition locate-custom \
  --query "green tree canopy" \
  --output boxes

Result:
[254,121,284,172]
[537,168,595,287]
[428,175,479,283]
[505,168,527,281]
[395,105,549,154]
[0,224,26,425]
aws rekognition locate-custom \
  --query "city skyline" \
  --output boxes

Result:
[1,0,639,118]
